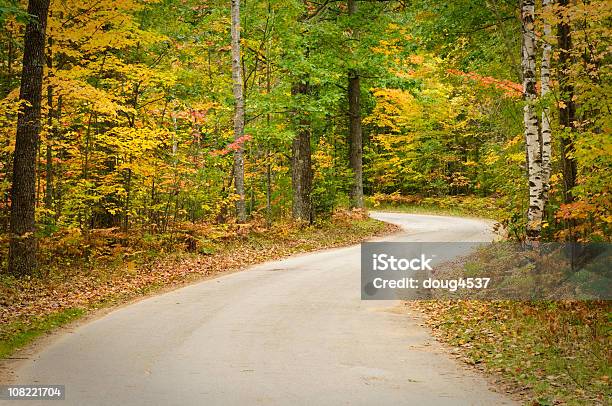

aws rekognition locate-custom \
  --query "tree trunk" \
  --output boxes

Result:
[8,0,51,276]
[291,81,312,222]
[265,57,272,225]
[348,0,364,208]
[266,150,272,222]
[44,35,55,211]
[231,0,247,222]
[540,0,552,203]
[557,0,577,204]
[348,70,364,209]
[123,166,132,232]
[521,0,544,241]
[45,84,53,210]
[53,95,62,221]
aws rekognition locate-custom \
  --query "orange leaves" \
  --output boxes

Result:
[556,201,594,221]
[554,194,611,241]
[447,69,522,98]
[210,134,252,156]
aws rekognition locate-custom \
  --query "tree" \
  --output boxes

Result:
[291,80,313,222]
[556,0,577,205]
[540,0,552,203]
[521,0,544,241]
[347,0,364,208]
[231,0,247,222]
[8,0,50,276]
[287,1,315,223]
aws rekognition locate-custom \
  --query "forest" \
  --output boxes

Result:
[0,0,609,274]
[0,0,610,404]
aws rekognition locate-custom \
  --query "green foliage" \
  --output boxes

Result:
[408,0,521,80]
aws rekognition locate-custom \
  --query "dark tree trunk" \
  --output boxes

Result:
[231,0,247,222]
[348,0,364,208]
[44,35,54,211]
[123,166,132,232]
[348,69,363,208]
[557,0,577,204]
[8,0,51,276]
[265,56,272,224]
[266,150,272,222]
[44,84,53,209]
[291,81,312,223]
[53,95,63,221]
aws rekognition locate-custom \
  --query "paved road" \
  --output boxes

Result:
[3,213,515,405]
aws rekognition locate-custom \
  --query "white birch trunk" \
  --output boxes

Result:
[231,0,246,222]
[521,0,544,240]
[540,0,552,202]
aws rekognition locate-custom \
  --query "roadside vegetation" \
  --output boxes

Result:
[413,299,610,406]
[408,239,610,405]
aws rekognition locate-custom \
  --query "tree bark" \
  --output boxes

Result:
[123,165,132,232]
[557,0,577,204]
[291,81,312,223]
[540,0,552,203]
[265,54,272,225]
[45,84,53,210]
[521,0,544,241]
[44,35,54,211]
[52,95,62,222]
[231,0,247,222]
[348,70,364,208]
[8,0,51,276]
[347,0,364,208]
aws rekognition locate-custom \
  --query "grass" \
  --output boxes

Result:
[0,212,397,360]
[371,202,482,217]
[0,308,85,359]
[366,194,507,221]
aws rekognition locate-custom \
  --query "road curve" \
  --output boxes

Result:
[3,213,515,405]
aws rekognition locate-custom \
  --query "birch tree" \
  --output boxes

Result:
[231,0,247,222]
[521,0,544,240]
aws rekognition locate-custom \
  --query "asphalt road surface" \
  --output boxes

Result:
[3,212,516,405]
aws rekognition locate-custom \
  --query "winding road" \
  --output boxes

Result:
[2,213,516,405]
